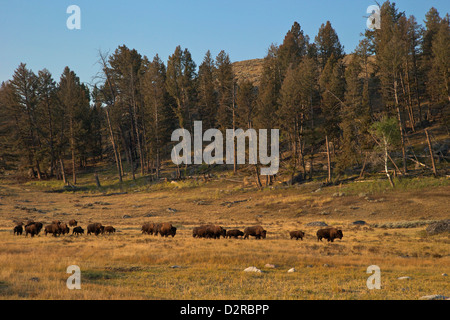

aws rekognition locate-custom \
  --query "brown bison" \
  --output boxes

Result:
[44,223,61,237]
[193,225,208,238]
[226,229,244,239]
[317,228,343,242]
[13,225,23,236]
[244,226,267,239]
[158,223,177,237]
[25,224,39,237]
[142,222,158,235]
[192,225,225,239]
[25,221,43,235]
[289,230,305,240]
[87,223,104,236]
[72,226,84,236]
[104,226,116,234]
[206,225,226,239]
[60,223,70,235]
[68,219,78,227]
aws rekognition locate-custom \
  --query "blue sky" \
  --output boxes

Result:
[0,0,448,86]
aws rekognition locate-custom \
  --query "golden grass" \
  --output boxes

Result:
[0,178,449,300]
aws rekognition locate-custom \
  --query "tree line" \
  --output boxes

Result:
[0,2,448,185]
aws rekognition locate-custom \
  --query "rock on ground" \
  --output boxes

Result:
[426,219,450,235]
[306,221,328,227]
[244,266,262,273]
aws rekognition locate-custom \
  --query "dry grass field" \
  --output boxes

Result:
[0,173,449,300]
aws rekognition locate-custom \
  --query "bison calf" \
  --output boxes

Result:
[226,229,244,239]
[289,230,305,240]
[13,225,23,236]
[104,226,116,234]
[72,226,84,236]
[69,219,78,227]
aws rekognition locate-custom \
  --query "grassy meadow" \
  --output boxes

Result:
[0,170,449,300]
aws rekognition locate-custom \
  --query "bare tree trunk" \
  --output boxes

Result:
[359,152,368,179]
[70,118,76,185]
[105,108,122,183]
[403,61,415,131]
[59,158,67,185]
[254,165,262,189]
[425,129,437,177]
[128,141,135,181]
[99,51,123,184]
[94,173,101,188]
[326,135,332,183]
[368,130,403,175]
[411,44,423,125]
[394,78,408,174]
[154,96,160,179]
[384,137,395,188]
[232,82,237,174]
[131,67,145,176]
[396,104,408,175]
[35,160,42,180]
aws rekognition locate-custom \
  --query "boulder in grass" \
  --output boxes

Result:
[244,266,262,273]
[306,221,328,227]
[426,220,450,235]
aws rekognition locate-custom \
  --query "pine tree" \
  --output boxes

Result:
[108,45,144,178]
[315,21,344,69]
[236,80,256,129]
[36,69,59,177]
[279,57,319,179]
[215,50,235,131]
[319,54,345,142]
[58,66,90,184]
[197,50,218,129]
[255,45,281,130]
[141,54,175,178]
[8,63,43,178]
[372,2,409,174]
[429,17,450,104]
[166,46,197,131]
[278,22,309,79]
[337,54,363,173]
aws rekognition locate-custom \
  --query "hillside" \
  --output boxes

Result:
[232,54,377,87]
[232,58,265,86]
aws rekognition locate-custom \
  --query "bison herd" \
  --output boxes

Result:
[12,220,116,237]
[142,222,177,237]
[12,220,344,243]
[144,223,343,242]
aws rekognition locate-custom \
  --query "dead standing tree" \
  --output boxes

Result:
[97,50,123,184]
[370,117,401,188]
